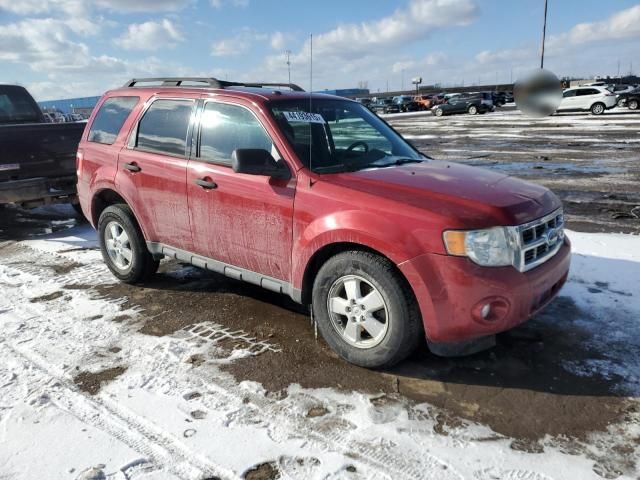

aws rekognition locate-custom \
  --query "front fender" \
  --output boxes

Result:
[291,210,424,289]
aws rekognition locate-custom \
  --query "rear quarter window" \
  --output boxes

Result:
[88,96,139,145]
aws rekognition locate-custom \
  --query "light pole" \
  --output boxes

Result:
[540,0,548,69]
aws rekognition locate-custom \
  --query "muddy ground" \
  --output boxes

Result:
[387,108,640,234]
[1,109,639,473]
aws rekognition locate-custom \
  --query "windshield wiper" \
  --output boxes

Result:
[374,158,424,168]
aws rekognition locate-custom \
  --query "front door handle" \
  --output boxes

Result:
[124,162,141,172]
[195,178,218,190]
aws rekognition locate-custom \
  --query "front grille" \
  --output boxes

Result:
[515,209,565,272]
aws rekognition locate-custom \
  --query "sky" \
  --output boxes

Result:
[0,0,639,101]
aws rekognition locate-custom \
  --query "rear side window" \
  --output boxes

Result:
[88,96,139,144]
[576,89,599,96]
[563,90,577,98]
[136,99,194,157]
[198,102,273,164]
[0,87,41,123]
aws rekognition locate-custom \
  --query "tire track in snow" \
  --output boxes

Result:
[1,340,236,480]
[2,245,465,480]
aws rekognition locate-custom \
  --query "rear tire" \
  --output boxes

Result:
[468,105,478,115]
[98,204,159,283]
[628,100,639,110]
[590,102,605,115]
[312,251,422,368]
[434,108,444,117]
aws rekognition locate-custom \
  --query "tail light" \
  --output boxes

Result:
[76,150,83,177]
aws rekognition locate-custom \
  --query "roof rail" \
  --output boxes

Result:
[123,77,305,92]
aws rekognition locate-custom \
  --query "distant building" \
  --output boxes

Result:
[38,96,100,116]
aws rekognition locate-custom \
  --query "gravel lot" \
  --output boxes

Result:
[0,108,639,479]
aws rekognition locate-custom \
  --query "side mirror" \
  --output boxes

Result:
[231,149,291,180]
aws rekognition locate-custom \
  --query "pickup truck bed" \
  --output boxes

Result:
[0,85,85,207]
[0,122,85,206]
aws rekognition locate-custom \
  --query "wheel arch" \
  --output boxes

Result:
[91,188,151,240]
[299,241,417,307]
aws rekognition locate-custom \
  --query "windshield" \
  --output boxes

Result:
[268,98,425,174]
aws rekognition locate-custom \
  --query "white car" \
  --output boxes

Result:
[557,86,617,115]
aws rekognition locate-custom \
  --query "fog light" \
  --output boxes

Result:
[472,297,510,324]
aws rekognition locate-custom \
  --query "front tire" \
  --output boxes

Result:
[312,251,422,368]
[590,102,605,115]
[628,99,639,110]
[98,204,159,283]
[468,105,478,115]
[434,108,444,117]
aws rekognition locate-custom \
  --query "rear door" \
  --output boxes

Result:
[186,99,295,281]
[574,88,597,109]
[116,97,195,249]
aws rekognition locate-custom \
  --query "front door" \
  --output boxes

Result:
[187,100,295,282]
[560,89,578,110]
[116,97,195,249]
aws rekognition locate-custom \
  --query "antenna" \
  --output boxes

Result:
[309,34,313,175]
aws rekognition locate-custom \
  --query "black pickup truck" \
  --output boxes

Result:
[0,85,85,208]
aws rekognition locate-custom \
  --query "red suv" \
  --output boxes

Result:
[77,77,571,368]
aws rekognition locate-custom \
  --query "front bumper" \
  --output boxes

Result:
[0,175,77,206]
[398,237,571,343]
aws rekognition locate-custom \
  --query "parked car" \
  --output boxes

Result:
[432,93,493,117]
[492,91,506,107]
[557,86,617,115]
[355,98,373,109]
[413,95,433,110]
[42,112,55,123]
[429,93,447,105]
[504,91,515,103]
[617,87,640,110]
[371,98,401,114]
[0,85,85,208]
[77,76,570,368]
[393,95,421,112]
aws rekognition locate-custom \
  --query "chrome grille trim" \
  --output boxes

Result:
[514,208,565,272]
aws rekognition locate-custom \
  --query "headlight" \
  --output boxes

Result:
[443,227,517,267]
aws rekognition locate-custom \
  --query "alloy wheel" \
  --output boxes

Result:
[327,275,389,349]
[104,220,133,271]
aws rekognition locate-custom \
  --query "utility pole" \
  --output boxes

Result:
[401,69,405,91]
[285,50,292,84]
[540,0,548,69]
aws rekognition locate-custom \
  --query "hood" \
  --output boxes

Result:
[326,160,560,227]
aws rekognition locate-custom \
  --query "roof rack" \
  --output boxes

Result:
[123,77,305,92]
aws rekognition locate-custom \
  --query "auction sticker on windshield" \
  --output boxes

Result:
[283,111,325,123]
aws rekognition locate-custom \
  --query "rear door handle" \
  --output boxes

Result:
[124,162,141,172]
[195,178,218,190]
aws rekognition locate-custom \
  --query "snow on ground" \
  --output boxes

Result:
[0,227,639,479]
